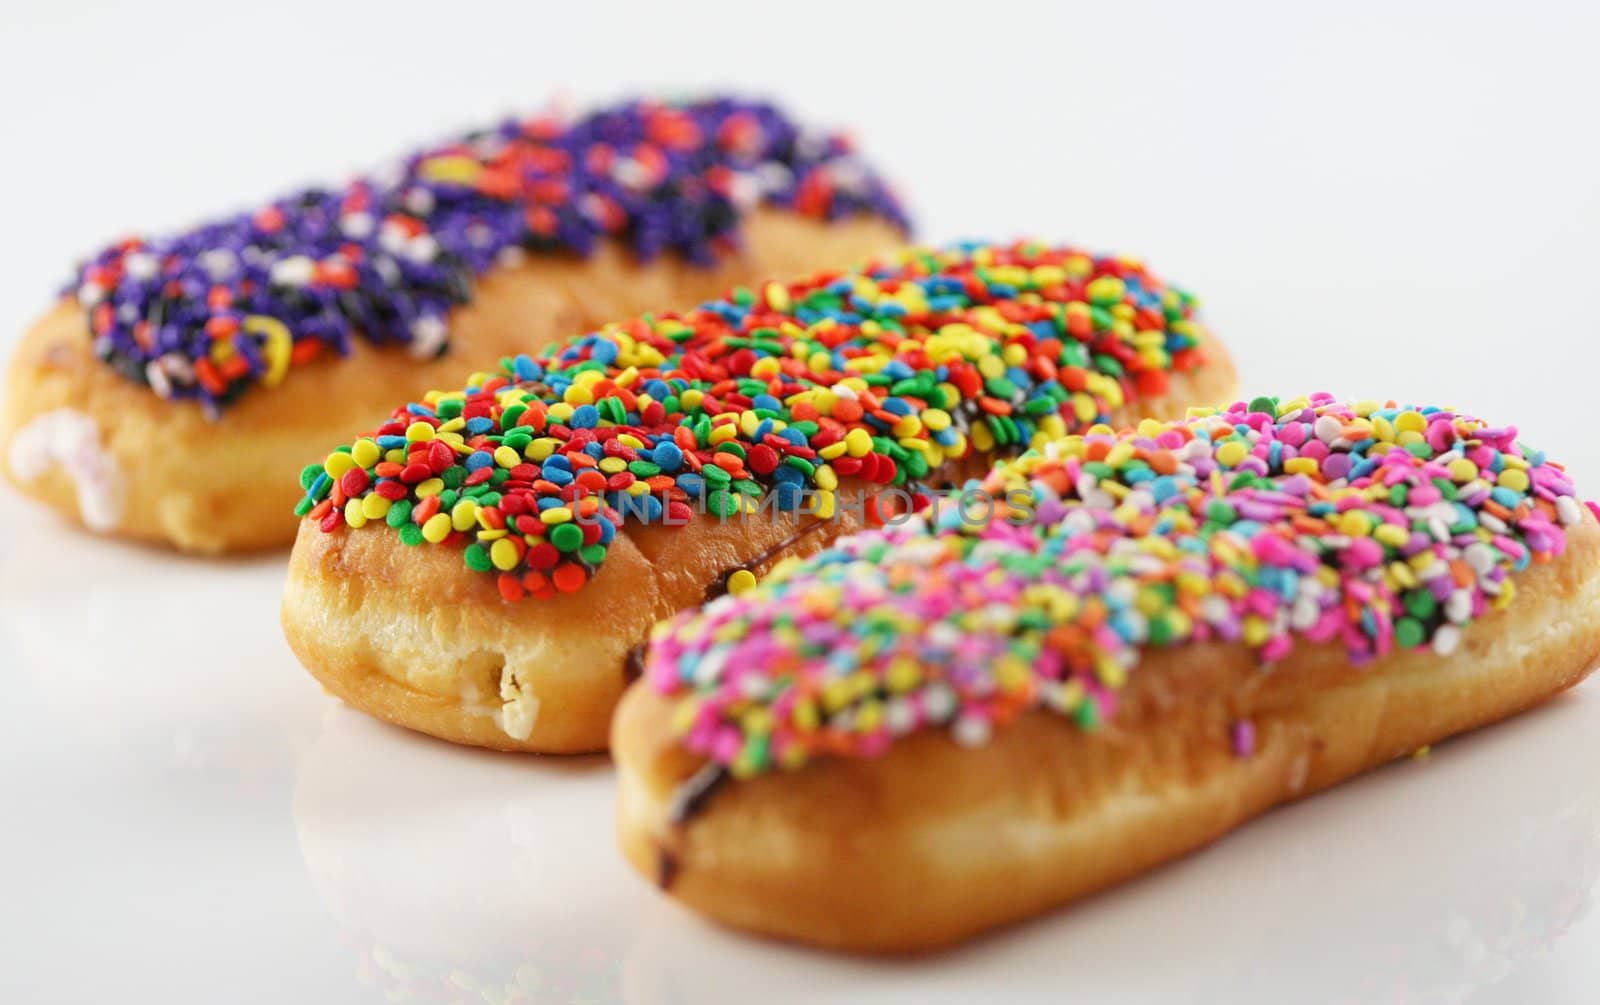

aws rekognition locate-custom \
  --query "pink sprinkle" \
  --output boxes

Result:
[1232,720,1256,758]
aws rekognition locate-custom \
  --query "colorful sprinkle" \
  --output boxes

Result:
[72,97,907,413]
[299,242,1212,598]
[644,394,1590,778]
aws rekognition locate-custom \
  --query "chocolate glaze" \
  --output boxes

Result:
[702,519,830,602]
[623,642,647,684]
[667,762,729,825]
[656,845,681,890]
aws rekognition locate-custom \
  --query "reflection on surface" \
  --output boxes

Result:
[297,683,1600,1005]
[0,495,319,789]
[294,706,632,1004]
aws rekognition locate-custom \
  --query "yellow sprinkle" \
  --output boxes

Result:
[1374,523,1409,549]
[845,428,874,457]
[323,451,357,479]
[242,315,293,388]
[527,438,558,461]
[1394,410,1426,434]
[1447,459,1478,482]
[415,478,444,498]
[405,421,435,443]
[1337,511,1370,537]
[421,513,453,543]
[360,494,391,521]
[349,438,381,469]
[1498,468,1530,492]
[1216,441,1249,468]
[490,538,519,570]
[342,498,368,529]
[1284,457,1318,477]
[726,569,759,596]
[451,500,478,532]
[540,507,573,525]
[493,445,521,468]
[764,281,791,312]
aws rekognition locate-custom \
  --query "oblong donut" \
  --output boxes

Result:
[281,241,1238,752]
[1,98,906,552]
[613,393,1600,951]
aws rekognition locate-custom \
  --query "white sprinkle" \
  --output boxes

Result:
[612,157,652,191]
[1480,513,1508,534]
[884,698,916,736]
[757,161,793,194]
[1291,596,1320,630]
[726,171,762,210]
[404,234,440,265]
[1445,591,1473,624]
[1314,415,1344,443]
[269,255,315,286]
[340,212,375,238]
[922,683,957,722]
[144,360,172,399]
[1464,543,1497,576]
[1556,495,1582,525]
[123,252,159,281]
[1432,625,1462,656]
[403,187,435,215]
[408,315,449,359]
[77,282,104,306]
[952,715,992,748]
[197,248,238,279]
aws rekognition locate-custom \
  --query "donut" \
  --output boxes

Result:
[613,393,1600,952]
[1,97,907,552]
[281,241,1237,753]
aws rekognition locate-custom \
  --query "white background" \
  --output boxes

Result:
[2,2,1598,1002]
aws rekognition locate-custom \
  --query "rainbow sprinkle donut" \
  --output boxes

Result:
[300,242,1216,602]
[644,393,1597,775]
[614,393,1600,952]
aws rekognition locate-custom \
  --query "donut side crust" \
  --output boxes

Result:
[1,211,903,553]
[612,516,1600,952]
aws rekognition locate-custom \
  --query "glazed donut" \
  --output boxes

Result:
[281,241,1237,753]
[1,97,906,552]
[613,393,1600,952]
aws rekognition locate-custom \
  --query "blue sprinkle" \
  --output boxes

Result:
[377,435,407,449]
[654,441,684,472]
[464,451,495,472]
[677,473,707,498]
[465,418,495,436]
[570,404,600,429]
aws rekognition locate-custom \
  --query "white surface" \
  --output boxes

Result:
[2,2,1599,1002]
